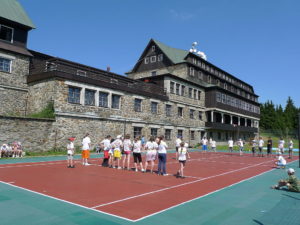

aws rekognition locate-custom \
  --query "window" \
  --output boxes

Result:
[190,131,195,140]
[170,82,175,94]
[189,67,195,76]
[176,83,180,95]
[151,128,158,137]
[134,127,142,138]
[45,62,57,71]
[216,92,221,102]
[144,57,149,64]
[134,98,142,112]
[0,25,13,42]
[165,129,172,140]
[151,71,157,76]
[158,54,163,61]
[198,71,203,80]
[99,92,108,108]
[194,89,197,99]
[178,107,183,117]
[188,88,193,98]
[177,130,183,139]
[166,104,172,117]
[197,90,201,100]
[216,79,220,86]
[198,111,203,120]
[224,83,227,90]
[0,57,11,73]
[84,89,95,106]
[76,70,86,76]
[150,56,156,63]
[181,85,185,96]
[151,102,158,114]
[192,58,197,64]
[112,94,121,109]
[68,87,81,104]
[151,45,155,51]
[189,109,195,119]
[207,75,211,83]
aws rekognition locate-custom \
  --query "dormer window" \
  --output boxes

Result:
[144,57,149,64]
[0,25,13,43]
[150,56,156,63]
[158,54,163,61]
[151,45,155,51]
[189,67,195,76]
[76,70,87,76]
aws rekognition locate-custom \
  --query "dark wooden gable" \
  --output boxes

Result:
[129,39,173,73]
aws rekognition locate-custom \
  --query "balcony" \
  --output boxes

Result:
[205,122,258,133]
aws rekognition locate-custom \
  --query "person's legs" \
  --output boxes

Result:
[127,154,131,170]
[157,154,162,175]
[162,154,167,175]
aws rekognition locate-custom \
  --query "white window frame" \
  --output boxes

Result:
[158,54,163,61]
[150,55,156,63]
[0,56,12,73]
[76,70,87,76]
[144,57,149,64]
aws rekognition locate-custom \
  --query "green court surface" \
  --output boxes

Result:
[0,154,299,225]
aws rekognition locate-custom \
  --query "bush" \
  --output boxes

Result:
[28,102,55,119]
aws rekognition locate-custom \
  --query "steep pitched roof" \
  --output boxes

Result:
[152,39,189,64]
[0,0,35,29]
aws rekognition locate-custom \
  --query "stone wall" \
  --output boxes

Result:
[0,116,55,151]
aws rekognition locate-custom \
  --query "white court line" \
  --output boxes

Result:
[0,180,135,222]
[91,158,275,209]
[135,159,298,222]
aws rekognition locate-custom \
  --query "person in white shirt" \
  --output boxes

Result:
[111,135,123,169]
[202,137,208,152]
[122,134,132,170]
[211,140,217,152]
[175,136,182,159]
[278,137,285,154]
[251,138,257,157]
[228,138,234,154]
[0,143,9,158]
[237,139,244,156]
[177,142,190,178]
[258,137,264,157]
[82,133,91,166]
[132,137,145,172]
[101,135,111,167]
[275,153,287,169]
[208,137,213,151]
[67,137,75,168]
[144,136,158,173]
[288,139,294,159]
[157,136,168,176]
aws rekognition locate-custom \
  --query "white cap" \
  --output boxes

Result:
[116,135,122,139]
[288,168,295,174]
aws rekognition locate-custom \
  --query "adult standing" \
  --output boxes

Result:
[82,133,91,166]
[157,136,168,176]
[267,137,273,157]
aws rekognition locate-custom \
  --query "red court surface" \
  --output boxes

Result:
[0,152,297,222]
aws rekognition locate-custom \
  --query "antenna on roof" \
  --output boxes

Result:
[189,41,207,60]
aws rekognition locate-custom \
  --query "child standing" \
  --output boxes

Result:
[211,139,217,152]
[228,138,234,154]
[122,134,132,170]
[278,137,285,154]
[144,136,158,173]
[251,138,257,157]
[258,137,264,157]
[267,137,273,157]
[237,139,244,156]
[101,135,111,167]
[112,135,123,169]
[81,133,91,166]
[177,142,190,178]
[288,139,293,159]
[67,137,75,168]
[132,137,144,172]
[157,136,168,176]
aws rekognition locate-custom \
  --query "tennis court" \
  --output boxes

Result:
[0,151,299,225]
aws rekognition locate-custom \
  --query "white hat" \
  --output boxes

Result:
[288,168,295,174]
[116,135,122,139]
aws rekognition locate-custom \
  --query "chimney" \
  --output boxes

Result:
[107,66,111,72]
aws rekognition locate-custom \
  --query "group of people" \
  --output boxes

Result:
[66,133,191,178]
[200,136,295,158]
[0,142,23,158]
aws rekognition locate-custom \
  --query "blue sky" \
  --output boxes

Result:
[20,0,300,107]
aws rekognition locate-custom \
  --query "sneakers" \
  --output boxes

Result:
[135,168,138,172]
[85,163,91,166]
[141,169,145,173]
[163,173,169,176]
[118,166,122,169]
